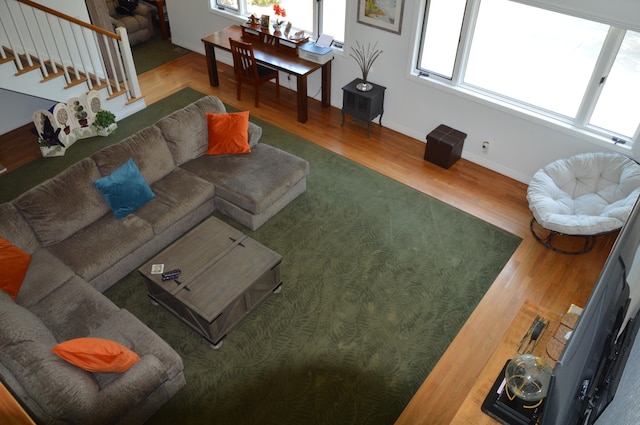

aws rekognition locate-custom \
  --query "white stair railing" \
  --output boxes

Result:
[0,0,141,100]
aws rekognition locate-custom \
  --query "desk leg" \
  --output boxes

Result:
[296,76,308,123]
[321,61,331,107]
[204,43,219,87]
[154,1,169,40]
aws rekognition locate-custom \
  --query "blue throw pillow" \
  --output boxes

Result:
[93,158,155,220]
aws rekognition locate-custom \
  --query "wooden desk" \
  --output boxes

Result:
[202,25,332,123]
[145,0,169,40]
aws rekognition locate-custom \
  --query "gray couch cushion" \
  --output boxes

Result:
[47,213,154,282]
[0,291,99,422]
[28,275,120,342]
[15,248,75,309]
[182,143,310,214]
[91,308,184,383]
[156,95,263,166]
[133,167,215,234]
[92,125,175,185]
[155,102,212,166]
[0,203,40,254]
[0,291,55,344]
[14,158,109,247]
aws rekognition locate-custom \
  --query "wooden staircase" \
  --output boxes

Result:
[0,0,145,121]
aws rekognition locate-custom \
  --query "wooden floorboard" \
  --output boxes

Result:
[0,51,614,425]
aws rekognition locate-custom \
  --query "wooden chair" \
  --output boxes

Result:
[229,38,280,107]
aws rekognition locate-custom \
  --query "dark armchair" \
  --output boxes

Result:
[105,0,154,46]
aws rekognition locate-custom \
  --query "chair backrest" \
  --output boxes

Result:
[229,39,259,81]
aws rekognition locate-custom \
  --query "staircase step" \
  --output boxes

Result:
[15,62,41,76]
[108,86,129,100]
[125,95,145,106]
[0,53,14,65]
[40,60,66,82]
[1,1,146,130]
[64,75,89,89]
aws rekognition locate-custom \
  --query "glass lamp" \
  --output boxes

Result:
[504,354,552,408]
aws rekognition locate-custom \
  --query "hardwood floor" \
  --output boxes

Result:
[0,52,615,425]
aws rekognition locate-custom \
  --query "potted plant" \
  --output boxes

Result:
[272,4,286,32]
[350,41,383,92]
[38,137,66,157]
[92,110,117,136]
[36,113,67,157]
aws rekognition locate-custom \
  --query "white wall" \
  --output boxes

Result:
[129,1,640,182]
[0,90,55,135]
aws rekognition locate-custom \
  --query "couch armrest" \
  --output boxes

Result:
[132,3,152,18]
[110,17,123,30]
[94,354,166,420]
[248,122,262,148]
[131,3,153,29]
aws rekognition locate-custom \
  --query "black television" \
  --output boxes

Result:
[539,196,640,425]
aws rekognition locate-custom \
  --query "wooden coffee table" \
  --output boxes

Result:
[138,217,282,348]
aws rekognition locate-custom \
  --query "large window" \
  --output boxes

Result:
[212,0,345,44]
[417,0,640,142]
[589,31,640,137]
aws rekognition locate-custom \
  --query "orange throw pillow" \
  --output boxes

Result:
[52,337,141,373]
[0,237,32,299]
[206,111,251,155]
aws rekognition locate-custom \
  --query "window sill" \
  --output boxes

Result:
[207,5,344,55]
[408,71,634,155]
[209,5,249,24]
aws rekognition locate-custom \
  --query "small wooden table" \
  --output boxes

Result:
[138,217,282,348]
[202,25,332,123]
[341,78,386,138]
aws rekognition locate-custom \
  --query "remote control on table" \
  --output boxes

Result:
[161,269,181,281]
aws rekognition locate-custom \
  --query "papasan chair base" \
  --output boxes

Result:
[529,217,607,255]
[527,152,640,255]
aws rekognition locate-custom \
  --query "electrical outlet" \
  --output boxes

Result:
[482,141,490,153]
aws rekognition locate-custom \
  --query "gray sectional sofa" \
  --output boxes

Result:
[0,95,309,424]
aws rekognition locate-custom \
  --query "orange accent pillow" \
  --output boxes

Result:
[206,111,251,155]
[0,237,32,299]
[51,337,141,373]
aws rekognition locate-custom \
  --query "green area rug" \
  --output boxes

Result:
[131,31,190,75]
[1,88,521,424]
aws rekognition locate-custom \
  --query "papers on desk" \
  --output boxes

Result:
[316,34,333,48]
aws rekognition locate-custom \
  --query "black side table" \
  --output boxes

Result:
[341,78,386,137]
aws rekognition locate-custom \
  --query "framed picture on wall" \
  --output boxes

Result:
[357,0,405,35]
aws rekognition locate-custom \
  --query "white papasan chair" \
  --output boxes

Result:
[527,152,640,254]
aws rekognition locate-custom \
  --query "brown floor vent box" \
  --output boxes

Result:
[424,124,467,169]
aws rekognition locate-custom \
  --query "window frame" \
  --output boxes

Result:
[413,0,640,150]
[211,0,344,45]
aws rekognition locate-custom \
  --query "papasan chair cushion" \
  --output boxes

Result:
[527,152,640,239]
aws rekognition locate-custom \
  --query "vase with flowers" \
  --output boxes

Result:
[350,41,383,92]
[272,4,286,32]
